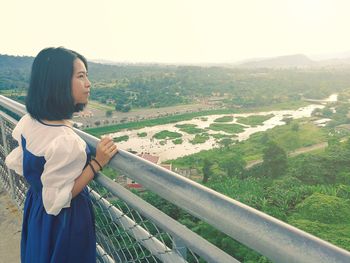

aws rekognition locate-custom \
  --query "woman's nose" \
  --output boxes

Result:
[86,78,91,88]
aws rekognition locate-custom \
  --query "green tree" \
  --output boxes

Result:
[105,110,113,117]
[219,138,233,149]
[115,103,131,112]
[262,141,287,178]
[282,117,293,125]
[289,155,326,184]
[291,123,299,132]
[322,107,333,118]
[260,134,270,145]
[202,159,214,184]
[219,154,246,178]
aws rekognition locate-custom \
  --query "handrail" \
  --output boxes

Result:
[89,188,188,263]
[1,95,350,263]
[92,172,238,263]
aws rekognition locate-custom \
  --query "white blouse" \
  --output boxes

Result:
[5,114,87,215]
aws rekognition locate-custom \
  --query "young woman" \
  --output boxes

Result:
[5,47,118,262]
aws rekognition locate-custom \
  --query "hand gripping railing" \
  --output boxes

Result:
[1,94,350,263]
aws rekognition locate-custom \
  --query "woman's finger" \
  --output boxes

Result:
[108,144,117,152]
[110,147,118,157]
[104,140,115,148]
[101,143,115,153]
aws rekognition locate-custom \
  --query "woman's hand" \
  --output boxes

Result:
[95,136,118,168]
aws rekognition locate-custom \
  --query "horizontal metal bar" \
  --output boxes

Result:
[94,173,239,263]
[0,110,19,126]
[89,188,187,263]
[96,243,116,263]
[0,95,26,117]
[2,95,350,262]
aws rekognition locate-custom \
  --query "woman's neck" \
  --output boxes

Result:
[41,119,73,127]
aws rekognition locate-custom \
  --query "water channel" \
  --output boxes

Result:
[109,94,337,162]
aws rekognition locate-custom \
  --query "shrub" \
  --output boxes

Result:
[293,193,350,224]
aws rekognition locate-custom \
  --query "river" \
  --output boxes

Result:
[109,94,336,162]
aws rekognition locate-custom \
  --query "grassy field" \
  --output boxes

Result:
[208,123,245,134]
[190,134,210,144]
[214,116,234,122]
[237,114,274,126]
[153,130,182,140]
[137,132,147,137]
[237,119,329,162]
[211,133,236,139]
[175,124,206,134]
[172,138,183,144]
[113,135,129,142]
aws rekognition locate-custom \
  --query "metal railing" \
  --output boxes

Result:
[1,95,350,263]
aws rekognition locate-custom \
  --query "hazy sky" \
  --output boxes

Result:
[1,0,350,63]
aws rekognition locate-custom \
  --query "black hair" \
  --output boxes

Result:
[26,47,88,120]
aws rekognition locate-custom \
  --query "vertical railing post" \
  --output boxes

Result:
[0,115,16,199]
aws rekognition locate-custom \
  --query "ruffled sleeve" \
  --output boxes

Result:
[5,146,23,175]
[5,115,27,175]
[42,134,87,216]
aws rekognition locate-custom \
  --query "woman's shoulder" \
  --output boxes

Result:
[23,116,77,137]
[46,132,86,153]
[21,115,86,156]
[12,114,32,141]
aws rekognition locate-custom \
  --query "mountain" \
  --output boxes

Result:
[0,54,34,90]
[236,54,316,68]
[89,58,129,65]
[0,54,33,70]
[234,53,350,69]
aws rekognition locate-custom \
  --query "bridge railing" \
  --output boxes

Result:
[1,95,350,263]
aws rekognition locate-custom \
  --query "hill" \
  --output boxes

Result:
[237,54,316,68]
[236,54,350,69]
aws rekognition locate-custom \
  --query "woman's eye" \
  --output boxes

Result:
[78,75,84,78]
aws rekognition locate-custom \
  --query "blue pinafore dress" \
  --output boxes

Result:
[5,114,96,263]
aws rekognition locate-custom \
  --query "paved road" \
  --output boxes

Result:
[0,186,21,263]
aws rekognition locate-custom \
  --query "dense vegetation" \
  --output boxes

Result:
[89,66,350,110]
[141,118,350,261]
[2,54,350,111]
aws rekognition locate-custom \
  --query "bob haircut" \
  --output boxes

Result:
[26,47,88,120]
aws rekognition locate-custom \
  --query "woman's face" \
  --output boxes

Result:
[71,58,91,105]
